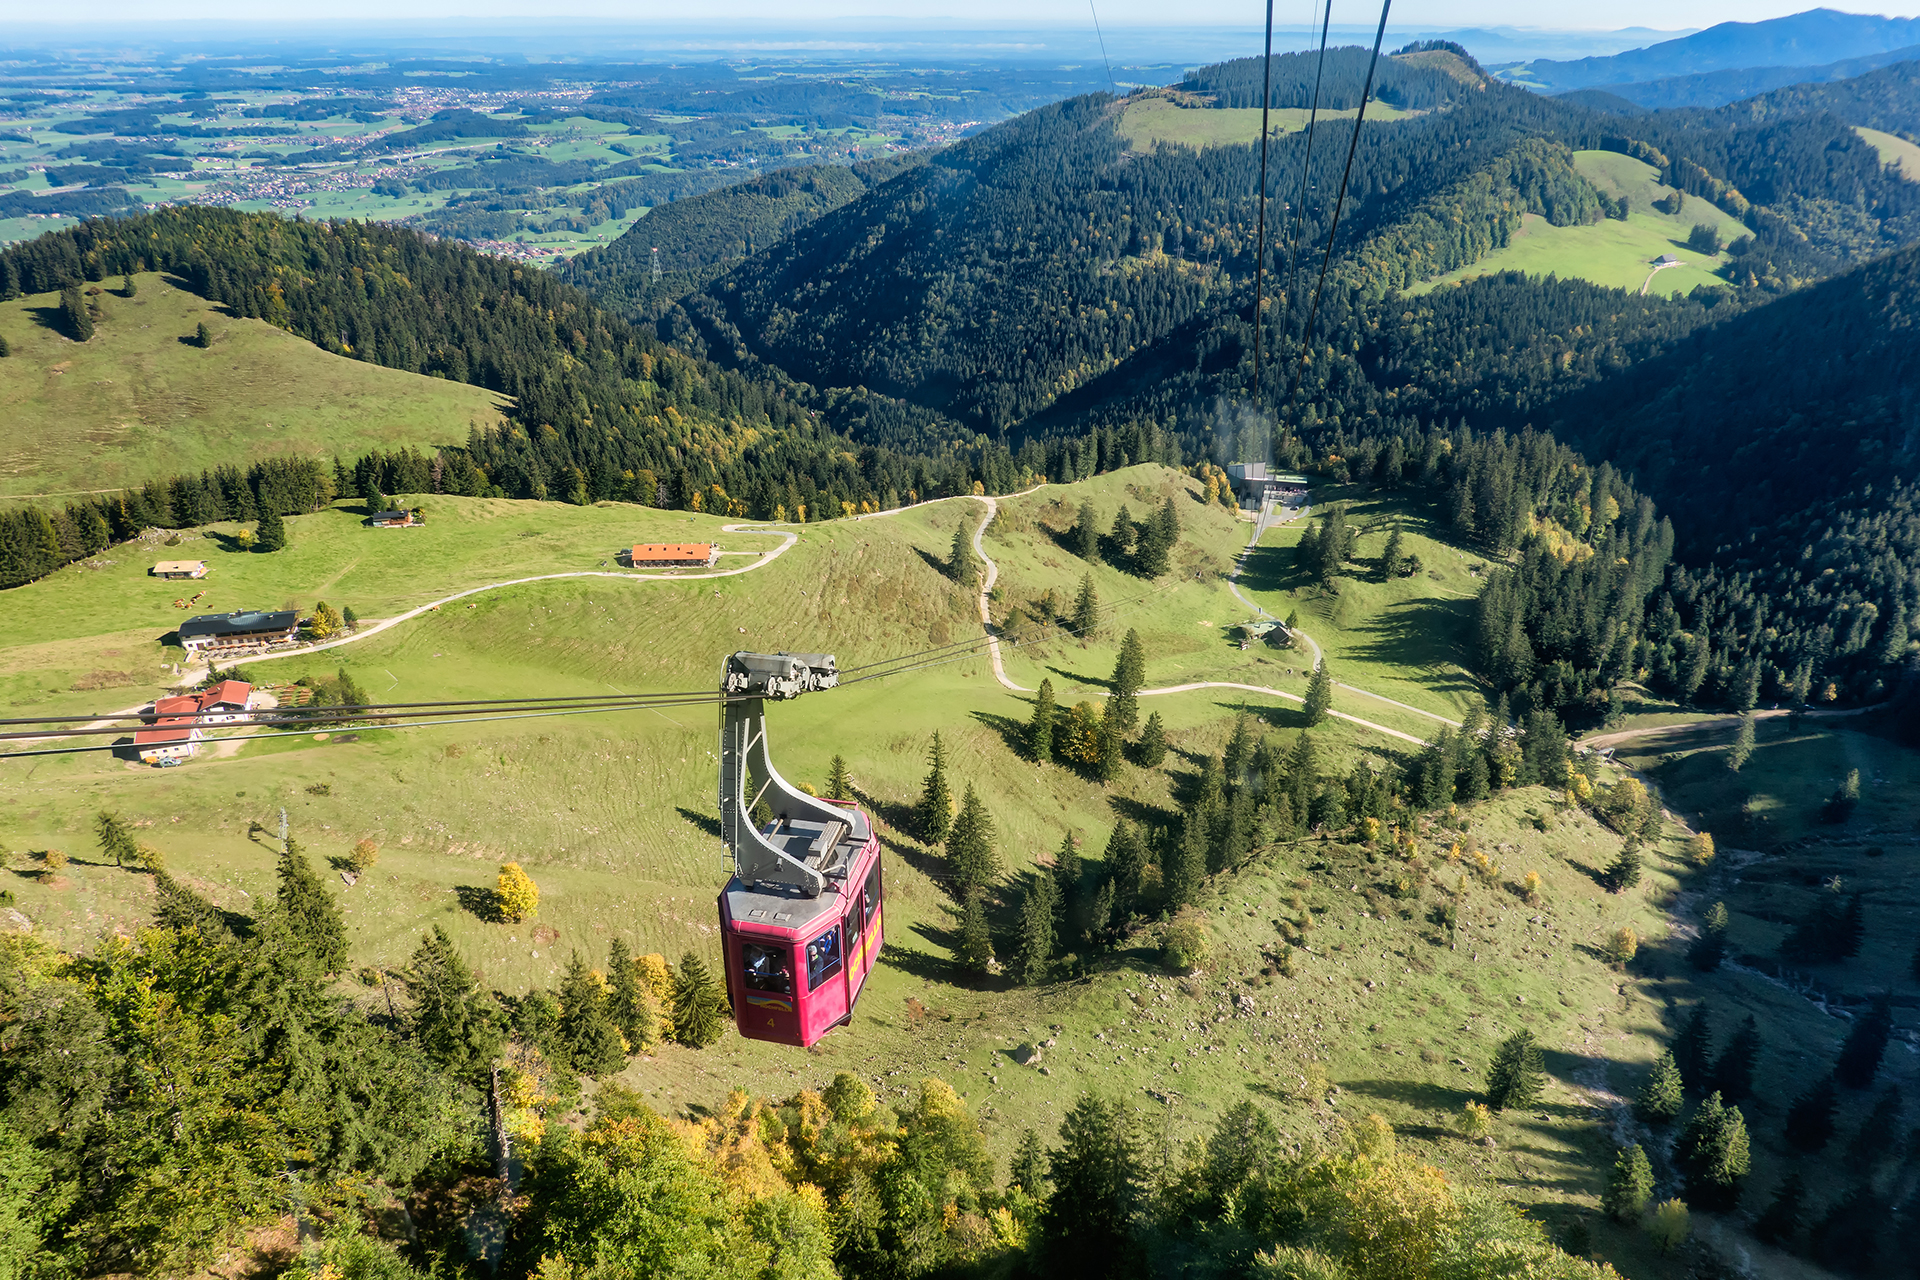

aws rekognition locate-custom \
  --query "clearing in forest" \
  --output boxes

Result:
[0,272,508,502]
[1409,151,1746,298]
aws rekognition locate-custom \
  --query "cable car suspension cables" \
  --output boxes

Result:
[1287,0,1393,408]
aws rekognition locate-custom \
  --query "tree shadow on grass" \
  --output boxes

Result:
[676,806,721,839]
[1238,543,1309,597]
[1340,1076,1476,1112]
[1108,793,1178,830]
[852,785,916,838]
[1339,597,1479,697]
[455,884,502,922]
[970,710,1030,760]
[878,832,953,896]
[1044,664,1112,692]
[913,546,957,579]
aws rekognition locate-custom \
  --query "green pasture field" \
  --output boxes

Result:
[1408,151,1745,298]
[1857,126,1920,181]
[0,496,783,720]
[8,464,1877,1277]
[1116,96,1412,152]
[0,272,508,502]
[1237,484,1488,723]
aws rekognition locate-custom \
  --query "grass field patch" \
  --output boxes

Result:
[0,273,508,501]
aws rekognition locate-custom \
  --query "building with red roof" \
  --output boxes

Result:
[134,681,256,759]
[626,543,719,569]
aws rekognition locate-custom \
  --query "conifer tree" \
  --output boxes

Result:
[1168,817,1207,911]
[1712,1014,1762,1102]
[1053,829,1082,913]
[1108,629,1145,734]
[558,952,625,1075]
[947,784,1000,892]
[1678,1091,1750,1210]
[1093,712,1122,784]
[1108,506,1135,561]
[402,925,502,1076]
[1785,1074,1839,1151]
[1104,821,1147,919]
[670,951,728,1048]
[957,890,994,975]
[1010,1128,1047,1196]
[1042,1093,1143,1276]
[1135,710,1167,768]
[1133,497,1178,577]
[255,505,286,553]
[1014,875,1058,986]
[1029,678,1056,764]
[1603,1144,1654,1222]
[1485,1030,1546,1111]
[1072,500,1100,562]
[1845,1085,1905,1164]
[193,320,211,348]
[94,810,140,868]
[1727,711,1755,771]
[1302,660,1332,726]
[1689,901,1730,971]
[59,286,93,341]
[277,837,348,974]
[1753,1173,1806,1246]
[1222,714,1254,785]
[1673,1005,1715,1092]
[605,937,656,1053]
[826,754,852,801]
[1836,997,1893,1089]
[1636,1050,1685,1124]
[915,731,954,842]
[1603,841,1643,893]
[1072,573,1100,636]
[1381,521,1407,578]
[949,520,977,586]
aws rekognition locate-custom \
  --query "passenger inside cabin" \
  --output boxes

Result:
[807,927,843,988]
[742,943,792,995]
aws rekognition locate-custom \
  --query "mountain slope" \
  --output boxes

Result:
[558,154,924,322]
[1699,55,1920,135]
[1502,8,1920,93]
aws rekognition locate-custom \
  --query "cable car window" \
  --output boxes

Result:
[806,926,843,989]
[863,863,882,932]
[741,943,792,995]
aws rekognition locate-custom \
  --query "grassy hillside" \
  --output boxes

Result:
[0,272,508,502]
[8,464,1905,1277]
[1408,151,1743,297]
[1857,124,1920,179]
[1116,96,1411,152]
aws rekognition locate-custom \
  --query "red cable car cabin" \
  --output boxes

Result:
[714,652,884,1048]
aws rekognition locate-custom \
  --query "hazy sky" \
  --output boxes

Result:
[2,2,1914,30]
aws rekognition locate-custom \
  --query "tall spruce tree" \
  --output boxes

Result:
[1072,500,1100,562]
[915,731,954,842]
[1836,997,1893,1089]
[1485,1030,1546,1111]
[1043,1093,1144,1277]
[59,286,92,341]
[826,754,852,801]
[1689,900,1730,971]
[94,810,140,868]
[670,951,728,1048]
[1303,660,1332,726]
[1603,1144,1655,1222]
[1010,1128,1048,1197]
[277,837,348,974]
[1712,1014,1762,1102]
[1029,678,1057,764]
[1108,629,1145,734]
[1135,711,1167,767]
[1673,1005,1715,1092]
[1785,1074,1839,1152]
[949,520,977,586]
[1636,1050,1685,1124]
[1222,715,1254,785]
[1603,841,1643,893]
[605,937,655,1053]
[255,505,287,553]
[1053,829,1083,915]
[1677,1091,1751,1210]
[1014,875,1058,986]
[557,952,626,1076]
[947,784,1000,892]
[957,890,994,975]
[1072,573,1101,636]
[1753,1173,1806,1246]
[401,925,501,1076]
[1381,521,1407,578]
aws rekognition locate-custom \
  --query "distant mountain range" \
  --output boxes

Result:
[1497,8,1920,93]
[1573,42,1920,110]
